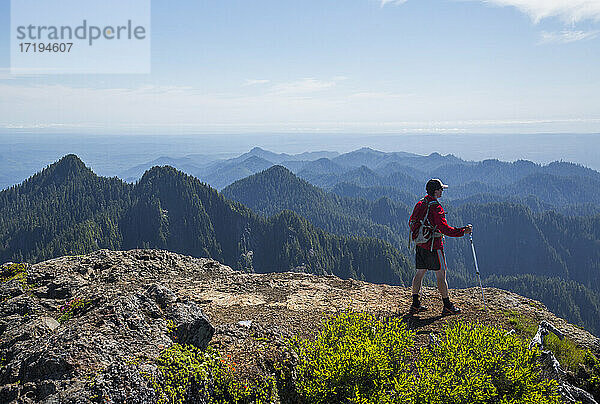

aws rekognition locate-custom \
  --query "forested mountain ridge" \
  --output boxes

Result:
[0,155,411,286]
[0,154,131,261]
[222,165,410,251]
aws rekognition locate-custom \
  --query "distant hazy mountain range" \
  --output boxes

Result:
[117,147,600,209]
[118,147,340,189]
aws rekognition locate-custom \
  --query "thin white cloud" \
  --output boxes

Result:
[380,0,600,23]
[380,0,408,7]
[470,0,600,23]
[269,78,337,95]
[350,91,410,99]
[3,123,71,129]
[538,29,599,43]
[243,79,271,86]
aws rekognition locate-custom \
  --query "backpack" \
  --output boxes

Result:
[409,197,440,250]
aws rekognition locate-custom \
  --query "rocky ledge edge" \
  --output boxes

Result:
[1,249,599,403]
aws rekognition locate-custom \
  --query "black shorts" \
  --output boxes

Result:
[415,247,448,271]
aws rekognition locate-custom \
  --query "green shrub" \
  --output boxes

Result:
[0,262,28,284]
[407,321,560,404]
[153,343,276,404]
[291,313,560,404]
[291,311,415,403]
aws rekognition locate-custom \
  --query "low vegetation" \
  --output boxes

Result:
[150,312,563,403]
[57,297,89,323]
[0,262,29,285]
[291,311,414,403]
[152,344,276,404]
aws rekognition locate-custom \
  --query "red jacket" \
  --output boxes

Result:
[414,195,466,250]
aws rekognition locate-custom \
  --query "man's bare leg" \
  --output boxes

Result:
[409,268,429,312]
[434,269,449,299]
[412,268,427,295]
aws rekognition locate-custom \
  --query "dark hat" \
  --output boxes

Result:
[426,178,448,195]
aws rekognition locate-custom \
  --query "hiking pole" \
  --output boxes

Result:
[468,227,487,310]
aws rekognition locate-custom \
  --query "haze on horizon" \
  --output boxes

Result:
[1,133,599,191]
[0,0,599,135]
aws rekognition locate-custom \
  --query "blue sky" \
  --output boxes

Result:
[1,0,599,134]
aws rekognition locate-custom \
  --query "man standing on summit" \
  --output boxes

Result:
[409,179,472,316]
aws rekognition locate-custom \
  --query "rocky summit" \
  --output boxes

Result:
[1,249,599,403]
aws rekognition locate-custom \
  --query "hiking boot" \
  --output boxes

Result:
[409,304,428,315]
[441,303,461,316]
